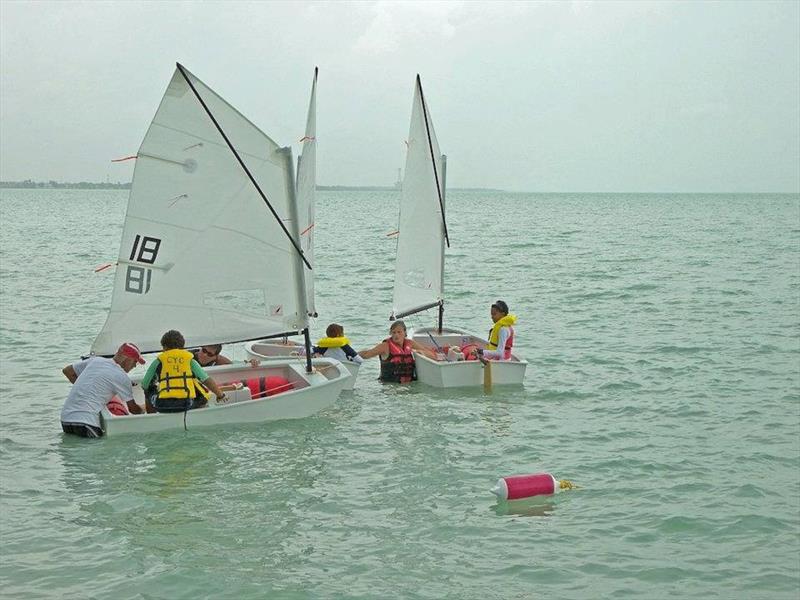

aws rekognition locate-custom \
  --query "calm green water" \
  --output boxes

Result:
[1,189,798,599]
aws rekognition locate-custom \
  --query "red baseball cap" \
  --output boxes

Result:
[118,342,146,365]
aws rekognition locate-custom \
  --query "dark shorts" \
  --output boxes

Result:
[153,397,208,413]
[61,422,104,438]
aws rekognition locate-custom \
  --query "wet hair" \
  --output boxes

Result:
[202,343,222,356]
[326,323,344,338]
[160,329,185,350]
[491,300,509,315]
[389,320,407,334]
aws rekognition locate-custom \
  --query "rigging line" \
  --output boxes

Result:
[409,312,449,361]
[175,63,311,270]
[416,75,450,248]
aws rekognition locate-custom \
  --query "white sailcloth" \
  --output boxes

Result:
[297,68,317,316]
[93,65,308,356]
[391,76,446,319]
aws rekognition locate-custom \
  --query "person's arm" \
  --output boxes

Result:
[62,364,78,383]
[342,344,364,364]
[359,341,388,360]
[215,354,232,366]
[203,377,227,401]
[140,360,160,389]
[482,327,509,360]
[111,376,142,414]
[410,340,439,360]
[191,360,227,402]
[63,357,92,383]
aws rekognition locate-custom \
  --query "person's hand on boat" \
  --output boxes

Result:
[245,358,261,368]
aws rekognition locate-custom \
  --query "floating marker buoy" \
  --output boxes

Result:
[491,473,577,500]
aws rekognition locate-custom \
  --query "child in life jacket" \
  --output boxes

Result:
[312,323,363,364]
[358,320,439,383]
[471,300,517,361]
[140,329,228,413]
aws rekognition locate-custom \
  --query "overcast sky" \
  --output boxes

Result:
[1,0,798,192]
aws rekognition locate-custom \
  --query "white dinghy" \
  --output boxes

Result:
[91,64,350,435]
[244,68,361,389]
[391,76,527,388]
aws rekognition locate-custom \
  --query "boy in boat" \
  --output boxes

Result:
[192,344,232,367]
[312,323,363,364]
[471,300,517,361]
[358,320,438,383]
[192,344,260,368]
[141,330,228,413]
[60,342,146,438]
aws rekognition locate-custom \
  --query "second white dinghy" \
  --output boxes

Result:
[245,340,359,391]
[390,76,527,388]
[90,63,350,434]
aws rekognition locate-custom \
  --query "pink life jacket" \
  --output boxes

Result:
[503,327,515,360]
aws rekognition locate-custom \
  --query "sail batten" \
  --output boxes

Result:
[391,77,446,321]
[92,66,307,356]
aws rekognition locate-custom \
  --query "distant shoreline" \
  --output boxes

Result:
[0,180,504,193]
[0,180,131,190]
[1,181,795,194]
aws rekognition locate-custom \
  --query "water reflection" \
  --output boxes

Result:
[492,498,557,517]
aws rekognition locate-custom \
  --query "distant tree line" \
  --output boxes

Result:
[2,180,502,193]
[0,180,131,189]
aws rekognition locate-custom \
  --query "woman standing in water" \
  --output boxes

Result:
[359,320,438,383]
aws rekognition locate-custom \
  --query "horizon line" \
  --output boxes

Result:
[0,180,798,195]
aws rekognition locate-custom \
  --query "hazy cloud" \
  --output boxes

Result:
[1,0,798,192]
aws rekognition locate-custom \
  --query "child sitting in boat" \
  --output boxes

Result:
[471,300,517,361]
[193,344,260,368]
[141,330,228,413]
[312,323,363,364]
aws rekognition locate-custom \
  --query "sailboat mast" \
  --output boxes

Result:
[416,75,450,248]
[438,153,447,334]
[281,147,313,373]
[296,155,302,192]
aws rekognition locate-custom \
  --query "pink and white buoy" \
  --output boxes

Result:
[491,473,575,500]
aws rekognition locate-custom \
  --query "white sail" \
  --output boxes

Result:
[391,76,446,319]
[93,65,308,355]
[297,68,317,316]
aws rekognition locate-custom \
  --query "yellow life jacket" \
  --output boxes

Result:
[157,349,205,400]
[315,336,350,348]
[487,314,517,350]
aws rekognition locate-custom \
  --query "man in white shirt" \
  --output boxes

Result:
[60,342,146,438]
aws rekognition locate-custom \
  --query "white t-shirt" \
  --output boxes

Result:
[323,347,364,364]
[60,357,134,428]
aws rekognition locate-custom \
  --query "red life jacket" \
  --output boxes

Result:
[379,337,416,383]
[241,376,294,398]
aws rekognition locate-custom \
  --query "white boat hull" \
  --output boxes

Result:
[411,326,527,388]
[100,358,350,435]
[244,341,359,390]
